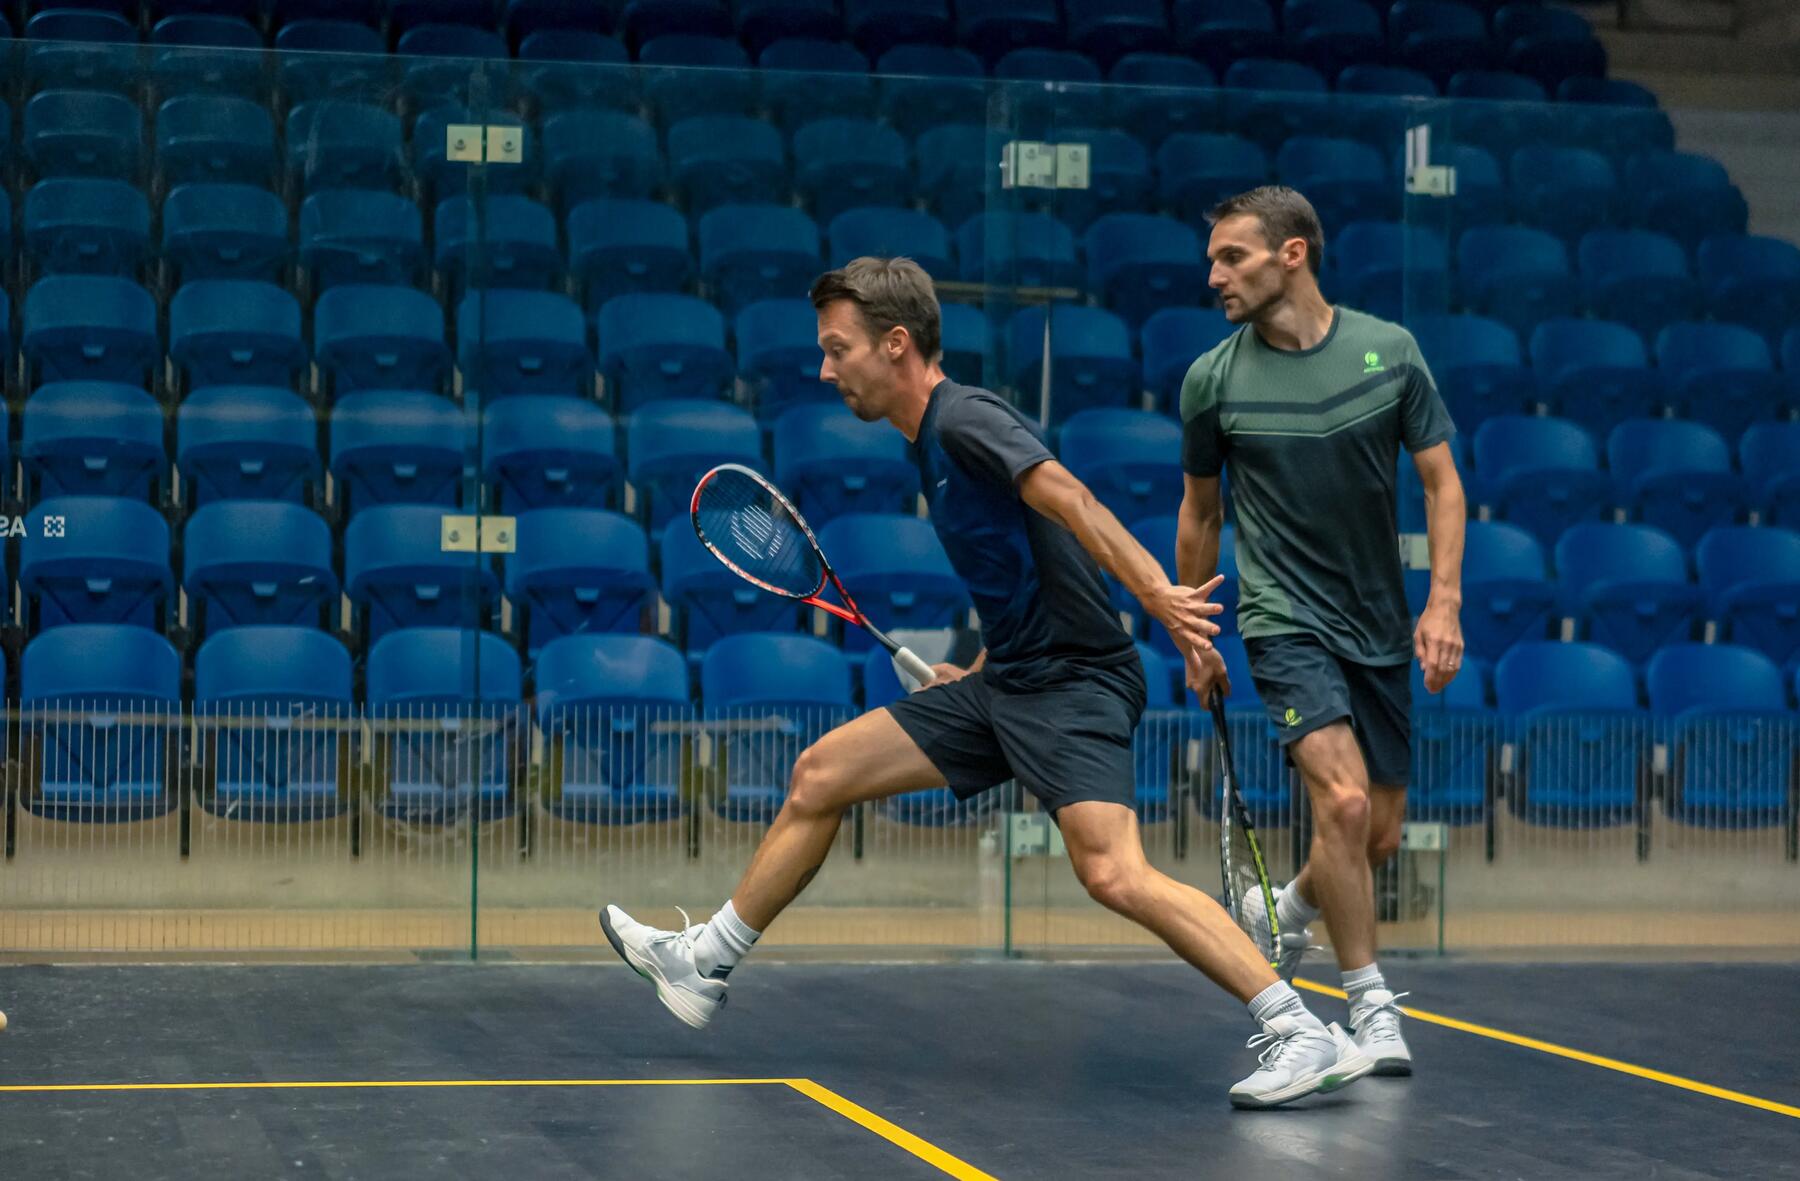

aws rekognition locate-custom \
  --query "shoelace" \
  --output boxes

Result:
[1353,991,1411,1038]
[654,906,701,951]
[1245,1025,1316,1071]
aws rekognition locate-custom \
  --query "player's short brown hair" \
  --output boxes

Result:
[1208,186,1325,276]
[810,256,943,364]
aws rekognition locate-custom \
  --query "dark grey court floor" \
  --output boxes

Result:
[0,959,1795,1179]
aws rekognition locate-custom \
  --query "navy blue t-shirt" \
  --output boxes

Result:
[914,380,1136,689]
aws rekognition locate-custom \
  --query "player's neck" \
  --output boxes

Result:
[1251,289,1335,353]
[888,365,947,442]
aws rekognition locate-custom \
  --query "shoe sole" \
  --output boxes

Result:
[1372,1058,1413,1077]
[1229,1038,1376,1109]
[598,908,716,1031]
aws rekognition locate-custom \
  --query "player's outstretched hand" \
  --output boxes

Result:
[1147,575,1225,656]
[1415,597,1464,694]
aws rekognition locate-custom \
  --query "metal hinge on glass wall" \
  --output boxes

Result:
[1000,141,1091,190]
[445,124,524,165]
[441,515,517,553]
[1404,124,1456,197]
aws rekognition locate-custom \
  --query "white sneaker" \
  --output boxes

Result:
[1229,1017,1374,1109]
[1239,884,1315,983]
[599,904,728,1030]
[1349,989,1413,1076]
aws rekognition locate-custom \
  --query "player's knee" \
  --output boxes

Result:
[784,746,847,819]
[1076,854,1146,916]
[1313,781,1370,842]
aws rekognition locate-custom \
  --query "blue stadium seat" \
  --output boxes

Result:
[541,110,663,208]
[24,179,149,276]
[22,496,173,630]
[1332,64,1436,147]
[597,294,735,411]
[1509,146,1617,246]
[24,276,158,385]
[25,90,142,180]
[183,501,337,638]
[1220,59,1330,150]
[874,44,984,138]
[518,31,634,112]
[1408,655,1498,824]
[1388,0,1494,83]
[703,634,854,822]
[640,35,755,123]
[993,49,1105,129]
[274,21,388,103]
[1155,133,1268,224]
[506,0,619,41]
[177,386,319,507]
[1655,321,1791,440]
[413,107,536,199]
[162,183,288,282]
[940,301,992,384]
[330,391,464,513]
[314,285,451,394]
[1458,520,1557,663]
[618,0,731,46]
[151,14,265,98]
[961,0,1061,64]
[458,290,592,397]
[1557,77,1675,159]
[740,2,843,56]
[388,0,499,36]
[1624,151,1748,251]
[1275,136,1394,232]
[773,402,920,525]
[1471,415,1608,548]
[1332,221,1450,322]
[434,195,561,295]
[170,280,307,389]
[1555,522,1701,666]
[22,625,182,819]
[736,299,835,422]
[816,514,970,652]
[1495,641,1649,826]
[1059,409,1184,524]
[195,627,354,821]
[299,190,424,291]
[1697,234,1800,346]
[346,508,502,642]
[1456,226,1580,338]
[285,102,402,192]
[668,116,788,214]
[364,628,520,822]
[26,11,137,94]
[1068,0,1168,68]
[1410,314,1534,431]
[760,38,874,130]
[1107,53,1217,144]
[697,204,821,318]
[793,118,911,223]
[1141,306,1234,410]
[1007,305,1138,424]
[1335,64,1438,98]
[1284,0,1384,77]
[397,24,509,107]
[1445,71,1552,164]
[1696,526,1800,670]
[1528,317,1665,436]
[1577,229,1701,345]
[626,399,762,540]
[849,0,954,59]
[1123,643,1200,824]
[958,212,1080,290]
[1174,0,1278,70]
[1083,214,1204,329]
[1646,643,1796,828]
[568,199,692,310]
[916,123,993,228]
[661,522,801,659]
[22,383,165,501]
[1607,419,1743,549]
[864,648,996,824]
[533,633,690,825]
[1051,128,1154,231]
[483,396,620,513]
[829,207,953,279]
[506,509,657,654]
[1440,145,1508,240]
[1495,1,1606,92]
[1740,422,1800,529]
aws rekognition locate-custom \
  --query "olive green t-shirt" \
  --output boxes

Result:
[1179,306,1455,666]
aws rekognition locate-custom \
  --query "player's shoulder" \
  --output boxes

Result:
[1335,306,1422,360]
[933,380,1038,436]
[1177,324,1252,420]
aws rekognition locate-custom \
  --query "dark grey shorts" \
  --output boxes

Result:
[1244,633,1412,789]
[884,662,1146,814]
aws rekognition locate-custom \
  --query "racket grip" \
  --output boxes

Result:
[894,647,936,685]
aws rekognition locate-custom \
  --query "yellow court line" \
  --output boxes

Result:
[0,1077,797,1094]
[786,1079,1001,1181]
[1295,978,1800,1121]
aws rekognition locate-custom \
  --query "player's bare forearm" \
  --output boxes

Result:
[1176,474,1224,589]
[1416,445,1466,609]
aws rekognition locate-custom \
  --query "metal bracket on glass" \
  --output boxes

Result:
[445,124,524,165]
[1007,811,1066,857]
[1000,141,1090,190]
[440,515,517,553]
[1400,822,1448,852]
[1404,124,1456,197]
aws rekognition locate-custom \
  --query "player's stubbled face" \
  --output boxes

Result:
[1207,214,1283,325]
[817,300,890,422]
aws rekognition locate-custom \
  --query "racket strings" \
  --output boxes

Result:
[695,469,825,598]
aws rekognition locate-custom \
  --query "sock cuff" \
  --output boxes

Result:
[717,899,762,944]
[1341,963,1384,993]
[1247,980,1304,1024]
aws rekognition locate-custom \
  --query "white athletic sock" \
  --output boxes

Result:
[1275,882,1320,934]
[1247,981,1325,1031]
[693,900,761,981]
[1341,963,1386,1004]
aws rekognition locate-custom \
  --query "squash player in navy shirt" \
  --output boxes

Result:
[603,258,1373,1108]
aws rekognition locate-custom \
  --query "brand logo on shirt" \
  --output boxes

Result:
[1362,351,1384,374]
[936,478,948,489]
[1283,707,1303,728]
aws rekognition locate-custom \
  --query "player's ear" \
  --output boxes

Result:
[1281,237,1308,272]
[885,324,910,362]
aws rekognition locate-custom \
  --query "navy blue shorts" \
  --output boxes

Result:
[1244,633,1412,789]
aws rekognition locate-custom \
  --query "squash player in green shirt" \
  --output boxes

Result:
[1177,187,1468,1077]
